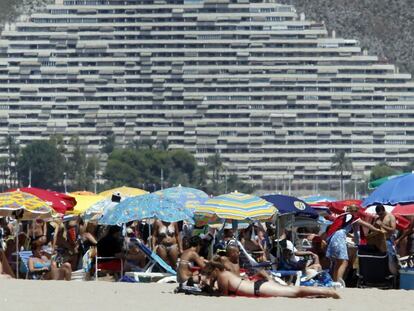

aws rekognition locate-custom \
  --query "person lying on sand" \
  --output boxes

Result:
[201,261,340,299]
[177,236,206,286]
[219,244,273,281]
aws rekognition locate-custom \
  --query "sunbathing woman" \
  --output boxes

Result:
[177,236,206,285]
[153,220,182,268]
[202,261,340,299]
[28,244,72,280]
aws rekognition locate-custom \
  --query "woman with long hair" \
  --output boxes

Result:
[201,261,340,299]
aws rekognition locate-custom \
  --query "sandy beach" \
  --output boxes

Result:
[0,280,412,311]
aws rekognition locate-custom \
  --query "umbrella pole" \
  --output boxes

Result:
[15,220,19,279]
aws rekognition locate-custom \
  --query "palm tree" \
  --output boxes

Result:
[331,151,353,199]
[206,153,224,186]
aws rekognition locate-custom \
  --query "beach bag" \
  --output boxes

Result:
[366,231,387,253]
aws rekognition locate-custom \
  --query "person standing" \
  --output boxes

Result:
[375,204,398,274]
[326,205,383,284]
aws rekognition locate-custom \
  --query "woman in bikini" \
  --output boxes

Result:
[152,220,182,268]
[28,244,72,280]
[202,261,340,299]
[177,236,206,285]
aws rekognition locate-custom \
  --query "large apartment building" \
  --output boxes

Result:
[0,0,413,193]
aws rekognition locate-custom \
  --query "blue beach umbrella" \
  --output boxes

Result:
[362,173,414,206]
[99,193,194,225]
[262,194,318,218]
[155,185,209,209]
[82,198,118,221]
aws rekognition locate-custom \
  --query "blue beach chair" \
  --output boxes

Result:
[124,238,176,283]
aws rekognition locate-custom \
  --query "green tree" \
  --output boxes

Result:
[369,162,399,181]
[67,137,99,191]
[102,132,116,154]
[17,140,65,189]
[206,153,224,186]
[4,135,19,187]
[331,151,353,200]
[103,147,200,190]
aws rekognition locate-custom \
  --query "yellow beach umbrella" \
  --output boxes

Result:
[68,193,105,215]
[0,191,56,220]
[98,186,148,199]
[71,191,96,196]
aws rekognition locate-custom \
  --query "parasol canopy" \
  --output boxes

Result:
[8,187,76,214]
[194,191,277,221]
[0,191,56,220]
[99,193,194,225]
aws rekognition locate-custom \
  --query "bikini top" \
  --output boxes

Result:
[158,223,175,237]
[33,259,51,270]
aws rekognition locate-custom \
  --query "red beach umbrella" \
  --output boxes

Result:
[8,187,76,214]
[327,200,362,214]
[390,203,414,217]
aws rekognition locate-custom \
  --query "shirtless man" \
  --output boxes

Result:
[177,236,206,286]
[375,204,398,274]
[221,244,273,282]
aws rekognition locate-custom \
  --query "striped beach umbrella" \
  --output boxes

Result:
[195,191,277,221]
[0,191,55,220]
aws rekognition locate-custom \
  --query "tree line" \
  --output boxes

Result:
[0,135,254,195]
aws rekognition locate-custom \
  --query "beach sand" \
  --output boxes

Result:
[0,280,412,311]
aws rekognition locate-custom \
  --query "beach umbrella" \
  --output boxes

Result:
[0,191,57,278]
[99,193,194,225]
[8,187,76,214]
[0,191,56,220]
[301,195,337,205]
[327,200,362,214]
[391,203,414,216]
[262,194,318,218]
[98,186,148,199]
[155,185,209,209]
[70,190,96,196]
[362,173,414,206]
[67,193,105,215]
[368,173,410,189]
[82,198,118,221]
[195,191,277,221]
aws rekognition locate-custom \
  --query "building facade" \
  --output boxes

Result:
[0,0,413,193]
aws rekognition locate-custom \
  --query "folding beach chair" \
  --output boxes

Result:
[94,254,124,280]
[124,238,176,283]
[18,250,48,280]
[356,245,397,289]
[236,241,302,286]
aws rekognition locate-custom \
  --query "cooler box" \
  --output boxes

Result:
[399,269,414,290]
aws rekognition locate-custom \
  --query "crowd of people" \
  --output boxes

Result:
[0,203,413,298]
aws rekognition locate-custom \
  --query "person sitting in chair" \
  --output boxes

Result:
[28,244,72,280]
